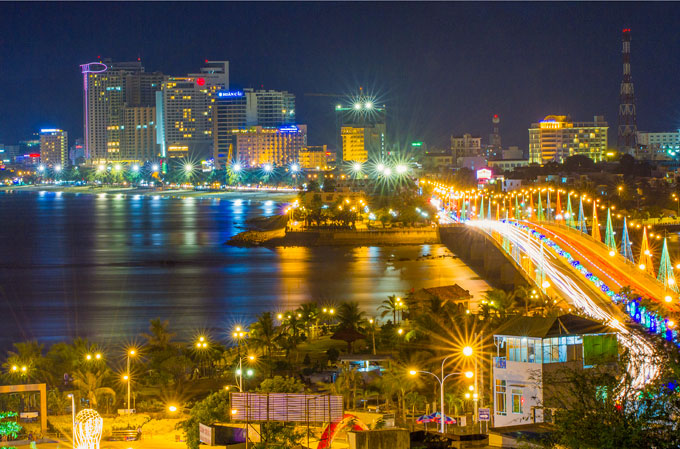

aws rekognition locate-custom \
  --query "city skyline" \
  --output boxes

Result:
[2,2,680,151]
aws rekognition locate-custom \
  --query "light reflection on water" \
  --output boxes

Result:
[0,191,488,348]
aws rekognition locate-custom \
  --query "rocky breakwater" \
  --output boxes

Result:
[226,215,287,247]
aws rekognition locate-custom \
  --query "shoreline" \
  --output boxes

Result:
[0,184,299,202]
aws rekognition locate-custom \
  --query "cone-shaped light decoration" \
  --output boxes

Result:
[658,237,678,293]
[537,191,545,221]
[621,217,634,263]
[546,190,552,221]
[592,202,601,242]
[461,197,467,221]
[496,201,500,221]
[556,191,563,224]
[566,194,575,228]
[515,195,520,220]
[578,197,587,233]
[639,227,654,276]
[479,196,484,220]
[605,208,616,253]
[529,192,534,219]
[488,196,492,219]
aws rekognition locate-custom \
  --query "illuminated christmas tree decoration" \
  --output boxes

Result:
[639,227,654,276]
[578,197,587,233]
[621,217,634,263]
[592,202,601,242]
[605,208,616,253]
[658,237,678,293]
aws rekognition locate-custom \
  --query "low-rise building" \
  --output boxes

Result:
[299,145,334,170]
[488,159,530,172]
[492,315,617,428]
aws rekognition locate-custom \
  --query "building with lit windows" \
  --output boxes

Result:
[451,134,482,161]
[156,62,228,161]
[299,145,333,170]
[492,314,617,428]
[81,59,164,163]
[529,115,608,164]
[230,125,307,167]
[336,99,386,162]
[39,129,68,167]
[636,130,680,160]
[212,88,298,168]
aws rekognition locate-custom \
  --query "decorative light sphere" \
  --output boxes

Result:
[74,409,103,449]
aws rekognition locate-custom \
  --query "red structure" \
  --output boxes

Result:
[317,413,368,449]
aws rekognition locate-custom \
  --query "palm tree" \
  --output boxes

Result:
[298,303,319,339]
[378,295,400,323]
[249,312,277,358]
[72,370,115,410]
[337,302,365,331]
[142,318,176,349]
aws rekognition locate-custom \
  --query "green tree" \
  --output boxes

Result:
[337,302,365,332]
[257,376,305,394]
[178,390,231,449]
[379,295,401,323]
[249,312,278,359]
[72,370,115,410]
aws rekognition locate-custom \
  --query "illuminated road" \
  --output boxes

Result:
[466,219,658,389]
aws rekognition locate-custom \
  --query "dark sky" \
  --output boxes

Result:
[1,2,680,151]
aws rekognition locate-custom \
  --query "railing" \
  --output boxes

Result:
[494,357,506,369]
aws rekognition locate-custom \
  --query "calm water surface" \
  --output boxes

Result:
[0,191,488,348]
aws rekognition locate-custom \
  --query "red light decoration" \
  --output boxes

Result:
[29,154,40,158]
[205,59,209,63]
[197,78,206,86]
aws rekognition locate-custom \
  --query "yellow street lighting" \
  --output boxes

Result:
[95,353,102,360]
[11,365,17,372]
[168,405,178,413]
[665,296,672,303]
[129,349,136,357]
[468,385,474,391]
[465,371,474,378]
[248,355,256,362]
[86,354,92,361]
[462,346,473,357]
[21,366,27,372]
[465,393,471,399]
[397,328,404,335]
[231,409,238,415]
[409,370,417,376]
[122,375,129,381]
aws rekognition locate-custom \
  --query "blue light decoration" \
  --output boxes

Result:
[578,197,588,234]
[278,125,299,133]
[502,220,679,346]
[217,90,244,98]
[620,217,635,263]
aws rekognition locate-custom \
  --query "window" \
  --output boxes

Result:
[495,380,507,415]
[511,388,523,414]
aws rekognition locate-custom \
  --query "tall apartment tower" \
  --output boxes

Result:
[617,28,638,153]
[336,97,386,162]
[81,59,163,163]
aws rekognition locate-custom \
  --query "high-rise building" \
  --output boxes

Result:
[529,115,608,164]
[336,98,386,162]
[81,59,163,163]
[156,61,229,161]
[40,129,68,167]
[69,138,85,165]
[450,134,482,161]
[618,29,638,153]
[230,125,307,167]
[636,130,680,160]
[213,88,298,168]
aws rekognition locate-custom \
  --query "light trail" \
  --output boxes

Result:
[467,219,658,390]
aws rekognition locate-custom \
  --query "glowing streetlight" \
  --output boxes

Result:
[168,405,178,413]
[395,164,408,175]
[290,163,300,173]
[353,102,362,110]
[184,163,193,172]
[462,346,473,357]
[132,165,140,172]
[365,101,373,109]
[665,295,672,303]
[232,163,242,172]
[55,165,62,173]
[126,349,137,411]
[376,163,385,173]
[263,164,273,173]
[151,164,160,172]
[114,164,122,172]
[38,165,45,172]
[351,162,363,173]
[383,167,392,177]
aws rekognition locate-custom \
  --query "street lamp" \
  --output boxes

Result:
[67,393,75,442]
[409,356,475,434]
[235,355,256,392]
[126,349,137,411]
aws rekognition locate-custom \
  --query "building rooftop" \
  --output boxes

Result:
[494,314,613,338]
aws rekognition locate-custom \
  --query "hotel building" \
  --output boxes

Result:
[529,116,608,164]
[39,129,68,167]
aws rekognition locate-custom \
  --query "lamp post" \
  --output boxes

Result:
[67,393,75,442]
[126,349,136,411]
[235,355,256,392]
[409,360,473,434]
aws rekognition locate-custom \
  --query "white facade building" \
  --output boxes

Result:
[492,315,617,428]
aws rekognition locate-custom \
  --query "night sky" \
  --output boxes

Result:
[1,2,680,151]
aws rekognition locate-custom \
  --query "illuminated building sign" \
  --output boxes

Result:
[40,129,62,133]
[539,120,562,129]
[196,77,206,86]
[411,142,423,147]
[217,90,244,98]
[279,126,299,132]
[29,154,41,158]
[476,168,492,180]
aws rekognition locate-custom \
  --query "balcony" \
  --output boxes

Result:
[494,357,507,369]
